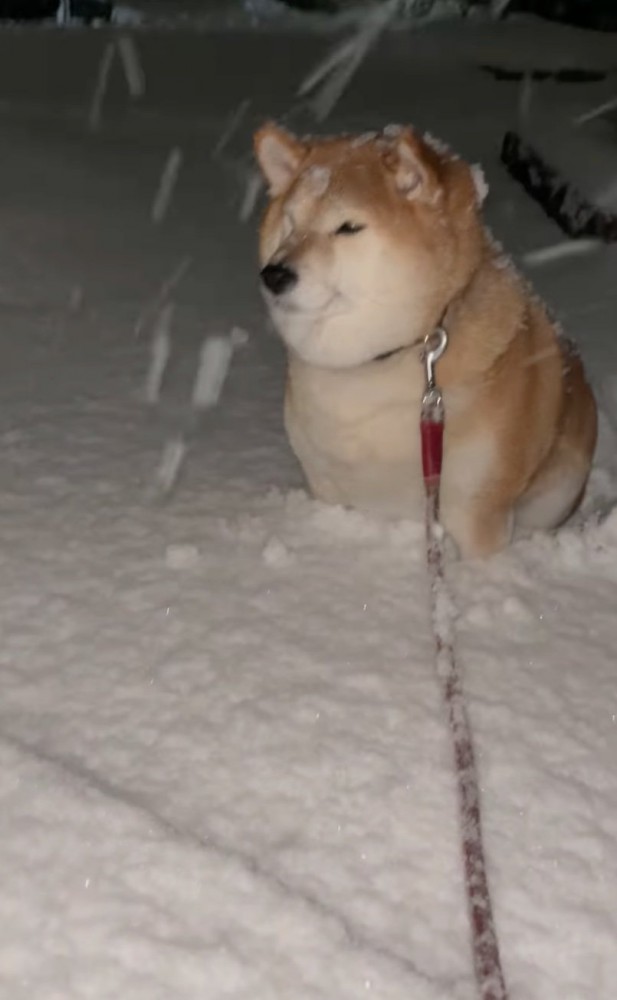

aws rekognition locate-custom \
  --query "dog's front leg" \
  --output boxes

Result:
[442,501,515,560]
[439,432,514,558]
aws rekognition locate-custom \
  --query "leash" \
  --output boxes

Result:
[420,329,510,1000]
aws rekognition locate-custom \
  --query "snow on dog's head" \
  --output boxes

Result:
[254,123,486,370]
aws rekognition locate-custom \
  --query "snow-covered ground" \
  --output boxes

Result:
[0,15,616,1000]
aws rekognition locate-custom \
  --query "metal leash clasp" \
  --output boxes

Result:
[421,325,448,424]
[420,326,448,487]
[422,325,448,399]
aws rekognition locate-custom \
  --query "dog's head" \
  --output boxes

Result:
[254,124,487,370]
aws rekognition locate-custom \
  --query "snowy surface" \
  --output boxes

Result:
[0,16,616,1000]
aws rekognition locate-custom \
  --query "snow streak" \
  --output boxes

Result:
[144,302,174,404]
[298,0,399,122]
[117,35,146,99]
[152,148,184,224]
[88,42,116,131]
[134,257,192,339]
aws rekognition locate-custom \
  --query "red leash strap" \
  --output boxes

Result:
[420,330,509,1000]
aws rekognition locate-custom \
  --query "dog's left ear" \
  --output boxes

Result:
[383,128,441,203]
[254,123,307,197]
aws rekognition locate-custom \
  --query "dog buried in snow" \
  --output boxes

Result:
[254,123,597,558]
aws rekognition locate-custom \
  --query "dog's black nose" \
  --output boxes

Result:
[260,263,298,296]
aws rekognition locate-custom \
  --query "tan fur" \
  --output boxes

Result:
[254,123,597,558]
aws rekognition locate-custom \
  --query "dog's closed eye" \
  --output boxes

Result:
[334,221,366,236]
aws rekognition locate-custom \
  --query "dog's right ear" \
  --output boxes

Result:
[254,124,307,197]
[380,126,442,204]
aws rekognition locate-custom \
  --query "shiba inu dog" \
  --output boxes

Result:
[254,123,597,557]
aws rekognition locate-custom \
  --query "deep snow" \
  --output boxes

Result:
[0,14,615,1000]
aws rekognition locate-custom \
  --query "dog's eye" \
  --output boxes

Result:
[334,221,365,236]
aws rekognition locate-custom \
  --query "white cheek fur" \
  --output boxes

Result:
[280,212,293,242]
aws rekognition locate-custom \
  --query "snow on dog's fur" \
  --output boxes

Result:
[254,124,597,558]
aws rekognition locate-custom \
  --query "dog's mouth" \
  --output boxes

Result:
[263,287,348,318]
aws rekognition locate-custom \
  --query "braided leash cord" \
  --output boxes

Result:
[420,331,509,1000]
